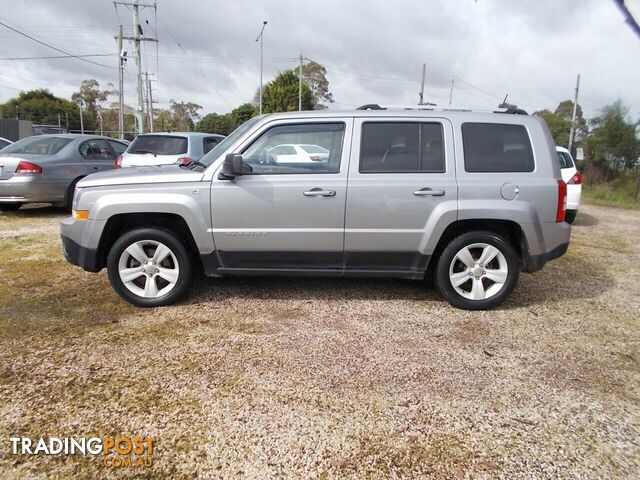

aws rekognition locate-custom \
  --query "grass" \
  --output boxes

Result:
[583,174,640,209]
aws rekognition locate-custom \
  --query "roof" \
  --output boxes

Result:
[136,132,225,138]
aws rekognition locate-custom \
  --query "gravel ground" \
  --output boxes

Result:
[0,203,638,479]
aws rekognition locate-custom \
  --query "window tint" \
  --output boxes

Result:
[79,139,113,160]
[242,123,345,174]
[128,135,188,155]
[203,137,220,154]
[2,136,71,155]
[360,122,445,173]
[462,123,534,172]
[557,151,574,169]
[108,140,127,156]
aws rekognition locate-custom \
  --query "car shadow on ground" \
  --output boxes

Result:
[572,211,599,227]
[0,203,67,219]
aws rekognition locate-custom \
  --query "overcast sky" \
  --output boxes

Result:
[0,0,639,120]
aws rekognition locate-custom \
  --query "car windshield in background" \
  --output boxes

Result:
[128,135,188,155]
[300,145,329,154]
[557,151,574,169]
[1,136,72,155]
[200,116,263,167]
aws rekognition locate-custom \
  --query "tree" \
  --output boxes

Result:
[196,113,235,135]
[554,99,587,140]
[301,60,333,109]
[169,100,202,131]
[231,103,257,124]
[535,109,572,147]
[586,100,640,176]
[0,89,91,131]
[71,79,116,115]
[261,70,314,113]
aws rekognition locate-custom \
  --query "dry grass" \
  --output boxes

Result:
[0,204,638,479]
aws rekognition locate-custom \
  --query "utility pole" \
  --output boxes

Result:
[256,21,267,114]
[114,1,158,135]
[418,63,426,105]
[117,24,125,139]
[144,72,154,132]
[448,78,455,107]
[568,74,581,152]
[298,50,303,111]
[78,100,84,134]
[97,110,104,136]
[65,112,69,131]
[57,113,61,130]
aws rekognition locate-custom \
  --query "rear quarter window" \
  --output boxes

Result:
[462,123,534,173]
[557,151,574,169]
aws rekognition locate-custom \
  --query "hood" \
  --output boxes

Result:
[78,164,205,188]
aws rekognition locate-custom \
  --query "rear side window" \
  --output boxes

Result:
[203,137,220,154]
[360,122,445,173]
[557,151,574,169]
[128,135,188,155]
[108,140,127,156]
[462,123,534,172]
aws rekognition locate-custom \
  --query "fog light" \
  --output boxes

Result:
[73,210,89,220]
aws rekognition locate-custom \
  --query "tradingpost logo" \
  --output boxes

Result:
[10,436,157,468]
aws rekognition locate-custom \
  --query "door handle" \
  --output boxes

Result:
[91,166,100,170]
[303,188,336,197]
[413,188,445,197]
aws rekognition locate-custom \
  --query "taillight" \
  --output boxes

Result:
[176,157,194,166]
[114,155,123,168]
[568,171,583,185]
[15,161,43,174]
[556,180,567,222]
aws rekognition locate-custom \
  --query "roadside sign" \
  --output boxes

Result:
[576,147,584,160]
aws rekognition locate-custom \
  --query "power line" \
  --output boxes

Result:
[0,18,114,69]
[0,53,115,61]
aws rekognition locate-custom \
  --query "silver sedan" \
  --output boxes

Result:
[0,134,128,211]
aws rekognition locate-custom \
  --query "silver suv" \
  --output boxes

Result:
[60,106,571,310]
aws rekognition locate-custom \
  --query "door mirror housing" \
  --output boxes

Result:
[219,153,243,179]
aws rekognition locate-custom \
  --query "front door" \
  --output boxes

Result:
[344,118,457,275]
[211,119,353,270]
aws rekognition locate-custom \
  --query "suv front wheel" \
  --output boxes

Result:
[435,231,520,310]
[107,228,193,307]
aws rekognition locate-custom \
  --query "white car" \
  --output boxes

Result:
[267,144,330,164]
[0,136,12,150]
[116,132,225,168]
[556,146,582,224]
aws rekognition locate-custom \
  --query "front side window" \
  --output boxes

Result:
[242,123,345,174]
[462,123,534,172]
[128,135,188,156]
[360,122,445,173]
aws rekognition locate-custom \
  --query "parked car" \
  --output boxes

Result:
[116,132,225,168]
[0,134,128,211]
[556,146,582,224]
[0,137,12,150]
[61,105,571,310]
[264,144,330,164]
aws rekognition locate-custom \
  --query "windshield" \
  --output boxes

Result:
[2,136,72,155]
[200,116,263,167]
[128,135,188,155]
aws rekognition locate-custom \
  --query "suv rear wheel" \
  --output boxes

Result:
[107,228,193,307]
[435,231,519,310]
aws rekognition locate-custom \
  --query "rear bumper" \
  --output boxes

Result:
[522,221,571,272]
[527,242,569,272]
[0,176,67,203]
[567,184,582,211]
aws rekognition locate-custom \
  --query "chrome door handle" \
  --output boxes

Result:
[303,188,336,197]
[413,188,445,197]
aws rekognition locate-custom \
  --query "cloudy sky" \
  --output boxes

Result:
[0,0,639,119]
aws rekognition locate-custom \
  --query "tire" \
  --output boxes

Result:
[65,177,83,212]
[0,203,22,211]
[565,210,577,224]
[107,228,193,307]
[434,231,520,310]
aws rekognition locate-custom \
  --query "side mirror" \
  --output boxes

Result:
[219,153,243,179]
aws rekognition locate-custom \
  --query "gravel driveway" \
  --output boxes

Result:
[0,203,638,479]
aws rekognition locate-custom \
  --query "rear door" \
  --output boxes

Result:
[211,119,352,270]
[344,118,457,275]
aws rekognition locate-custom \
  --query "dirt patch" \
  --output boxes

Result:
[0,204,639,479]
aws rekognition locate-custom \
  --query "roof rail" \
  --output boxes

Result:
[355,104,528,115]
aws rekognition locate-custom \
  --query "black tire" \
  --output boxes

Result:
[0,203,22,211]
[434,231,520,310]
[65,177,83,212]
[107,228,193,307]
[565,210,577,224]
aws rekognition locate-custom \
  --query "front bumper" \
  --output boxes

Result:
[61,234,100,272]
[60,216,106,272]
